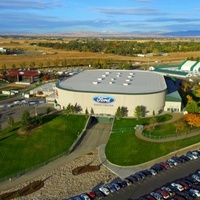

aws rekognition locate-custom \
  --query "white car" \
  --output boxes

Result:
[80,194,90,200]
[168,159,178,166]
[99,186,110,196]
[192,174,200,182]
[147,169,157,175]
[189,189,200,197]
[171,183,184,191]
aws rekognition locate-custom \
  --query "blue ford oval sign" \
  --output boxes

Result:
[93,96,115,103]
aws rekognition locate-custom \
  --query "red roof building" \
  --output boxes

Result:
[8,70,39,83]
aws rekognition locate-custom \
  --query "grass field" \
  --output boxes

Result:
[1,38,200,69]
[0,114,88,179]
[105,115,200,166]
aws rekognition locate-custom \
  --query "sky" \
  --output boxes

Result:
[0,0,200,35]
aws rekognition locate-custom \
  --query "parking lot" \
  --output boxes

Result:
[0,102,55,129]
[99,153,200,200]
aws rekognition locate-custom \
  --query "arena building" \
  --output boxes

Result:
[55,70,167,117]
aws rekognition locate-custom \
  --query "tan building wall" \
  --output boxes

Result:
[164,101,182,112]
[56,88,166,117]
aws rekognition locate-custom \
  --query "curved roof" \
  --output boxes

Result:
[179,60,200,72]
[57,70,167,94]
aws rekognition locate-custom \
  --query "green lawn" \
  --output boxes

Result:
[0,114,88,179]
[105,115,200,166]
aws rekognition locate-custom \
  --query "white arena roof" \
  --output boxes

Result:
[57,70,167,94]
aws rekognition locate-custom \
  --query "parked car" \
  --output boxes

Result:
[156,189,170,199]
[192,174,200,182]
[141,170,152,177]
[189,189,200,197]
[177,181,189,190]
[94,191,104,199]
[171,183,184,191]
[111,183,121,191]
[125,176,137,183]
[117,180,127,188]
[179,155,190,162]
[99,185,110,196]
[150,192,163,200]
[135,172,146,179]
[147,169,157,176]
[73,197,82,200]
[161,186,175,196]
[185,176,199,185]
[123,178,132,186]
[159,162,169,170]
[86,192,96,199]
[105,184,116,193]
[80,194,91,200]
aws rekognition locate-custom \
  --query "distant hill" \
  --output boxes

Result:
[161,30,200,37]
[1,30,200,38]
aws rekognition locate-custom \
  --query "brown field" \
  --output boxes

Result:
[1,38,200,69]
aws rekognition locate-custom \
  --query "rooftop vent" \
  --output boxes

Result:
[128,75,133,78]
[102,74,106,77]
[105,72,110,75]
[98,78,102,81]
[126,79,131,82]
[109,81,114,84]
[123,82,130,86]
[93,81,99,85]
[111,78,116,81]
[117,74,121,77]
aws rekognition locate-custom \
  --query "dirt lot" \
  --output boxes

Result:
[1,38,200,69]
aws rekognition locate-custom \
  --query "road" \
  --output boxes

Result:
[104,158,200,200]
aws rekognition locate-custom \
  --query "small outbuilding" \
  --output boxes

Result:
[8,69,39,84]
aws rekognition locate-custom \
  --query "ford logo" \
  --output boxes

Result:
[93,96,115,103]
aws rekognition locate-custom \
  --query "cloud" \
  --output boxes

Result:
[146,17,200,23]
[94,6,166,16]
[0,0,62,10]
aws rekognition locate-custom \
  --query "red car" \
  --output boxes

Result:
[87,192,96,199]
[156,189,170,199]
[160,162,169,170]
[177,181,189,190]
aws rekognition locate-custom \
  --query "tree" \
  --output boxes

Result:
[148,117,158,129]
[20,110,31,132]
[30,61,35,69]
[38,62,43,68]
[85,108,89,116]
[181,81,191,92]
[54,60,59,68]
[46,107,51,114]
[115,107,123,120]
[11,64,16,70]
[20,62,26,69]
[2,64,7,76]
[184,113,200,127]
[61,59,67,68]
[185,100,199,114]
[134,106,142,120]
[8,115,14,128]
[46,60,51,67]
[174,120,186,132]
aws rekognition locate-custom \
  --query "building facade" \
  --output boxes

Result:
[55,70,167,117]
